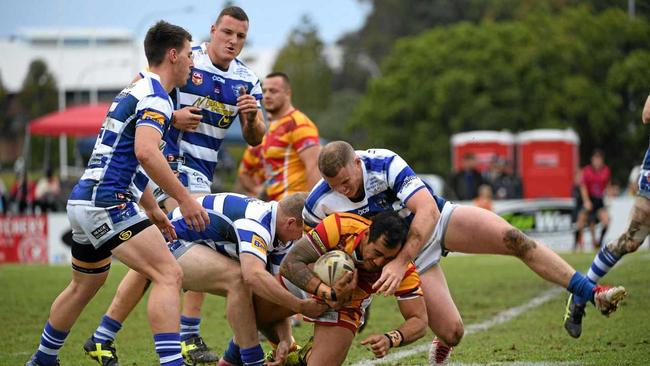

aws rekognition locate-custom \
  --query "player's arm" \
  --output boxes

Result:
[643,94,650,124]
[239,252,325,318]
[374,188,438,295]
[298,145,322,190]
[238,87,265,145]
[579,173,592,211]
[360,296,427,358]
[280,236,356,307]
[265,318,294,366]
[139,185,176,240]
[134,125,208,231]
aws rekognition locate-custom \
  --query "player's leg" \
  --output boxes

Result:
[84,269,151,364]
[305,325,355,366]
[419,266,462,365]
[164,192,217,364]
[564,195,650,337]
[176,244,263,366]
[110,225,184,366]
[28,257,111,366]
[444,205,626,312]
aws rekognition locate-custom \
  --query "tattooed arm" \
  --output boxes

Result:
[280,237,355,305]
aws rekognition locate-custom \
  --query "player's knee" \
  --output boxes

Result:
[503,228,537,258]
[155,262,183,289]
[70,274,107,300]
[437,320,464,347]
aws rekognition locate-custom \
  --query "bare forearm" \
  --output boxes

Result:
[242,112,265,146]
[273,318,293,345]
[394,314,427,346]
[397,212,436,264]
[139,186,157,211]
[642,95,650,124]
[139,149,191,204]
[246,269,302,313]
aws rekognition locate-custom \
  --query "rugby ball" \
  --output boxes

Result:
[313,250,355,286]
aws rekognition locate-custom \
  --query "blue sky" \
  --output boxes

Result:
[0,0,371,49]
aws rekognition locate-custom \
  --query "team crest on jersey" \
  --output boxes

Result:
[251,234,268,254]
[192,71,203,86]
[214,85,221,95]
[142,110,166,127]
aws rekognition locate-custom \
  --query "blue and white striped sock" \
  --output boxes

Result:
[34,321,69,366]
[92,315,122,344]
[240,344,265,366]
[587,247,620,283]
[567,272,596,305]
[153,332,183,366]
[180,316,200,342]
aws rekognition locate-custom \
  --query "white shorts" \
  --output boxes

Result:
[637,169,650,199]
[151,166,212,203]
[67,201,149,249]
[413,202,457,273]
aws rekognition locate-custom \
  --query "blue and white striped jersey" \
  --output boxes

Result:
[69,71,173,206]
[169,193,290,274]
[164,42,263,180]
[303,149,446,227]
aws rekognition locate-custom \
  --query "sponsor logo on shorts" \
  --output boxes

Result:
[91,223,110,239]
[251,234,267,254]
[118,230,132,241]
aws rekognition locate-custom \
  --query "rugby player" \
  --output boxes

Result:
[254,211,428,365]
[26,21,207,366]
[303,141,628,365]
[563,94,650,338]
[84,6,266,365]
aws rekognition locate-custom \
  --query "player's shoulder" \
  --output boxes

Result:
[132,72,168,101]
[288,109,317,127]
[305,180,334,207]
[230,57,259,81]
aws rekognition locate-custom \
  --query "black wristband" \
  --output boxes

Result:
[384,333,393,348]
[330,288,337,301]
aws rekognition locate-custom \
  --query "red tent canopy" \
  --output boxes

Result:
[28,103,110,137]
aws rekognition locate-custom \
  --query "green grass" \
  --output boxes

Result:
[1,251,649,365]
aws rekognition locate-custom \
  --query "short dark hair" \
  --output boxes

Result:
[318,141,356,178]
[216,6,249,24]
[266,72,291,87]
[368,211,409,249]
[144,21,192,66]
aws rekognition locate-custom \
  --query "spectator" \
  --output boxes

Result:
[473,184,494,211]
[487,157,523,199]
[9,172,36,214]
[34,168,61,212]
[577,149,611,249]
[451,152,484,200]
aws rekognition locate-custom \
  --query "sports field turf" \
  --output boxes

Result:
[1,251,648,365]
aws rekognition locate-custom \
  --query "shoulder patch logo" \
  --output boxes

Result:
[251,234,268,254]
[142,110,166,127]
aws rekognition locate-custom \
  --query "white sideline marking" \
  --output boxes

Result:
[351,287,564,366]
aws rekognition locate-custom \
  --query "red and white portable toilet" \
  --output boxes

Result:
[516,129,579,199]
[451,131,515,173]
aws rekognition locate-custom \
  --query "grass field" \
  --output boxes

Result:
[1,251,649,365]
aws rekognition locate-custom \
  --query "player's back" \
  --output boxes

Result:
[303,148,445,227]
[69,72,173,207]
[164,43,262,181]
[169,192,274,245]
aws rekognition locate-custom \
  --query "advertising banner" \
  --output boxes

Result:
[0,215,49,263]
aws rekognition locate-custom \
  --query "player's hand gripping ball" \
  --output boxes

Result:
[313,250,355,286]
